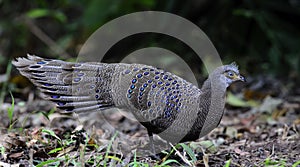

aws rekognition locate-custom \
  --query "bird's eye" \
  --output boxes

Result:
[226,71,235,78]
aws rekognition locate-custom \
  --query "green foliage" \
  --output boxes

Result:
[1,0,299,78]
[263,158,300,167]
[264,157,286,166]
[224,159,231,167]
[7,92,15,130]
[128,151,149,167]
[232,7,300,76]
[48,147,63,154]
[226,92,258,107]
[158,159,180,167]
[160,143,197,166]
[292,160,300,167]
[0,146,5,157]
[178,143,197,163]
[103,131,118,167]
[26,8,67,23]
[81,0,156,34]
[41,107,56,121]
[35,157,64,167]
[42,128,62,142]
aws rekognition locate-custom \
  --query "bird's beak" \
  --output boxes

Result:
[233,74,246,82]
[237,74,246,82]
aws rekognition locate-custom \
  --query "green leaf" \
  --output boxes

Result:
[0,146,5,156]
[226,92,258,107]
[48,147,63,154]
[26,9,67,23]
[42,128,61,141]
[103,132,118,167]
[36,158,64,167]
[159,159,180,166]
[105,155,122,162]
[7,92,15,125]
[26,9,51,18]
[52,11,67,23]
[179,143,197,163]
[224,159,231,167]
[292,160,300,167]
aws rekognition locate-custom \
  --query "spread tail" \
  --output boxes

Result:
[12,54,115,113]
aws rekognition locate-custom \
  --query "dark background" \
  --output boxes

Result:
[1,0,299,86]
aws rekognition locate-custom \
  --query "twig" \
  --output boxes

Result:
[169,143,193,166]
[199,145,209,167]
[22,16,71,59]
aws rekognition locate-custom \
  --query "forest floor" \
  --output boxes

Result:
[0,77,299,167]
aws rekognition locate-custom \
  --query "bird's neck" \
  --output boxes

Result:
[197,75,227,137]
[201,75,227,94]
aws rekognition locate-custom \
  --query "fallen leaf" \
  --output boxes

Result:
[190,140,218,154]
[227,92,258,107]
[8,151,24,158]
[258,96,283,114]
[225,127,238,138]
[234,148,250,156]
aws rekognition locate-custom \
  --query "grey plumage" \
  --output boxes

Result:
[12,54,245,145]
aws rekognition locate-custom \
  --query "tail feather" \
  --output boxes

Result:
[12,54,115,113]
[59,104,113,113]
[47,95,93,102]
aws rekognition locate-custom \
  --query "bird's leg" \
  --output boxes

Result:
[148,131,155,154]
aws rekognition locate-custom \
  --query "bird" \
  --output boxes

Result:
[12,54,245,152]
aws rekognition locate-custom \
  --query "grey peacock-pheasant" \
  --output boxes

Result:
[13,55,245,148]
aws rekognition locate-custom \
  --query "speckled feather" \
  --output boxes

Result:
[12,54,243,143]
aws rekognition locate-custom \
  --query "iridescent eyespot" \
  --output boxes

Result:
[137,74,143,78]
[124,69,130,74]
[37,61,46,64]
[132,78,137,83]
[77,73,84,77]
[51,95,60,99]
[73,78,81,82]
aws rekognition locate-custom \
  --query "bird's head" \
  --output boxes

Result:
[222,62,245,87]
[211,62,245,88]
